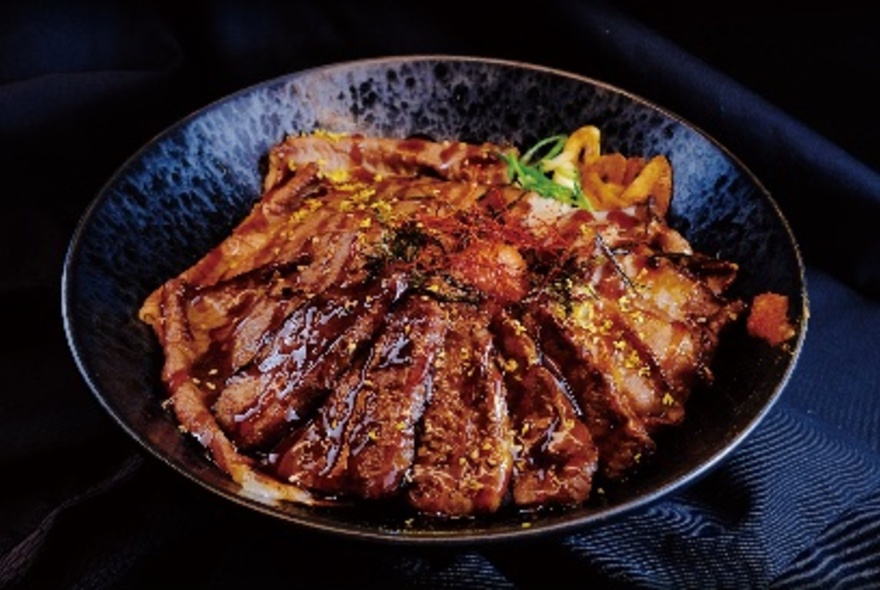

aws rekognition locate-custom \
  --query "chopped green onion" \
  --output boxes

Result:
[501,134,593,211]
[520,134,566,166]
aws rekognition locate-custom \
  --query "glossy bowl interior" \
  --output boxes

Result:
[62,55,807,543]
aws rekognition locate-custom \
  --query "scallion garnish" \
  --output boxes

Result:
[501,133,593,211]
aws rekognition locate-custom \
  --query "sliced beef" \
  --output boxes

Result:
[407,304,514,516]
[607,246,745,423]
[156,278,319,505]
[213,272,408,450]
[523,299,655,479]
[275,296,446,499]
[492,312,599,507]
[523,219,744,432]
[266,133,514,187]
[139,164,324,328]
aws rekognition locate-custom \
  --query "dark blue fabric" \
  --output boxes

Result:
[2,2,878,588]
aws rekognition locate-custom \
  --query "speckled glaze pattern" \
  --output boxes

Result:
[63,56,807,543]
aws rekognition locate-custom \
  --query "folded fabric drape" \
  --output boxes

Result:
[2,2,877,588]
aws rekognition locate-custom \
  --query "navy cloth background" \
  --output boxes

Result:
[2,2,879,588]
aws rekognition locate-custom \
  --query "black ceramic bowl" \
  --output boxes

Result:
[62,55,808,543]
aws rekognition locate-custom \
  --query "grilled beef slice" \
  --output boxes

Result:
[407,304,514,516]
[274,296,446,499]
[493,311,599,507]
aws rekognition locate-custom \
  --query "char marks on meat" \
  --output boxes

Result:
[213,271,409,451]
[275,295,446,499]
[493,312,599,507]
[140,130,753,517]
[407,304,514,516]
